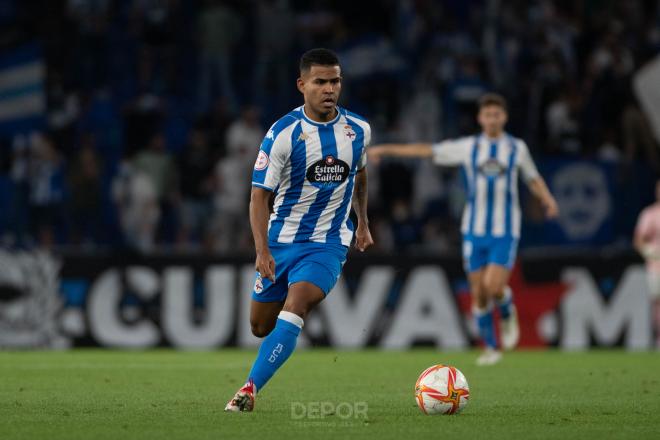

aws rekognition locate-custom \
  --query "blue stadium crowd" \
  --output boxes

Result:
[0,0,659,254]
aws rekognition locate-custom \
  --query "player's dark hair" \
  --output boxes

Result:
[478,93,508,111]
[299,48,340,73]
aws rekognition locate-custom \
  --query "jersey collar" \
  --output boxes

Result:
[301,105,342,127]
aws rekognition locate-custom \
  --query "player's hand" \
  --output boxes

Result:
[255,250,276,282]
[354,224,374,252]
[543,197,559,219]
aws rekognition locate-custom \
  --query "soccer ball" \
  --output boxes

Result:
[414,364,470,415]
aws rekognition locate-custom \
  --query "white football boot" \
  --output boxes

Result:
[500,304,520,351]
[476,347,502,366]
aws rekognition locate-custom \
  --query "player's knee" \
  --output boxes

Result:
[473,294,489,309]
[250,321,274,338]
[282,303,308,320]
[483,281,503,298]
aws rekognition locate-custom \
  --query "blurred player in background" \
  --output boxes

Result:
[369,93,559,365]
[225,48,373,411]
[634,180,660,348]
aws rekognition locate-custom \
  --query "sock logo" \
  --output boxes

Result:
[268,343,284,363]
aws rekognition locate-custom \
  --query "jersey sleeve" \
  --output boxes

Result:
[517,140,540,183]
[431,137,471,166]
[357,123,371,170]
[252,126,291,191]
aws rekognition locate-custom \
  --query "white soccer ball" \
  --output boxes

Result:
[414,364,470,415]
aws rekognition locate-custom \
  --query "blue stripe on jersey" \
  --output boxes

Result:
[504,135,518,237]
[484,141,498,235]
[343,109,369,123]
[467,136,480,236]
[294,125,339,242]
[268,123,305,242]
[326,116,364,243]
[252,112,299,187]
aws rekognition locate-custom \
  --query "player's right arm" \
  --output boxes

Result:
[249,121,293,282]
[634,209,659,260]
[369,138,469,166]
[250,187,276,282]
[368,143,433,163]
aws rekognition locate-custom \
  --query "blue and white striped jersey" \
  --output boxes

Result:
[252,106,370,246]
[432,134,540,239]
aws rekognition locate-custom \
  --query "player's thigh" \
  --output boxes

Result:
[482,264,512,296]
[284,244,347,318]
[283,281,326,318]
[250,300,284,337]
[467,269,485,301]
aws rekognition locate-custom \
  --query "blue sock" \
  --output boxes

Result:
[474,305,497,349]
[248,311,303,392]
[497,286,513,320]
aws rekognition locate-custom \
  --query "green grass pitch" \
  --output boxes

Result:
[1,349,659,439]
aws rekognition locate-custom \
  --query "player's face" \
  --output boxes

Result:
[477,105,508,137]
[297,65,342,121]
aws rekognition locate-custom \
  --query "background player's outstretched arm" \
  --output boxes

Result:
[527,177,559,219]
[368,143,433,164]
[250,187,276,281]
[352,168,374,252]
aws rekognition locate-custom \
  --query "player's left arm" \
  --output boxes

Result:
[527,177,559,219]
[352,164,374,252]
[519,141,559,219]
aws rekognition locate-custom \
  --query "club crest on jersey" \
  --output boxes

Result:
[479,158,505,177]
[298,132,309,142]
[306,155,350,188]
[254,150,269,171]
[254,275,264,294]
[344,125,356,140]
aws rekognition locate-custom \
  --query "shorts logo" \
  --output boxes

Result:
[306,156,350,188]
[344,125,356,140]
[254,275,264,294]
[254,151,269,171]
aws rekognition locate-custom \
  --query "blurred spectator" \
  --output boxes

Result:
[112,156,160,253]
[199,98,233,157]
[7,136,31,246]
[225,106,263,156]
[132,133,180,244]
[66,0,111,90]
[545,87,582,155]
[68,137,102,245]
[209,108,263,252]
[196,0,243,113]
[254,0,296,106]
[28,134,66,249]
[177,128,215,248]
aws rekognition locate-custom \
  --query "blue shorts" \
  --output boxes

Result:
[252,242,348,303]
[462,235,518,273]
